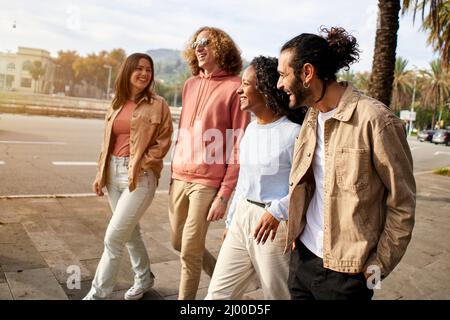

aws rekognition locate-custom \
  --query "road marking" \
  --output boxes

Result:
[414,170,434,176]
[434,151,450,156]
[410,147,422,151]
[0,140,66,145]
[0,190,169,199]
[52,161,97,166]
[51,161,171,166]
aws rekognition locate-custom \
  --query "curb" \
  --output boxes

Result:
[0,190,169,200]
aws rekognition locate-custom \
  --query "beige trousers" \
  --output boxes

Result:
[168,179,218,300]
[206,197,290,300]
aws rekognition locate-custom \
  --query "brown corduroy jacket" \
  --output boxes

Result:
[96,95,173,191]
[285,82,416,279]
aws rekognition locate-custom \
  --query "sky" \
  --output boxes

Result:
[0,0,439,73]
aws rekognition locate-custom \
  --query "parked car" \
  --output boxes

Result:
[417,130,435,142]
[432,130,450,146]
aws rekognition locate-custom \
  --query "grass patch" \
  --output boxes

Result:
[433,167,450,176]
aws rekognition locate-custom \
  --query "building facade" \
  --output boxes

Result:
[0,47,56,94]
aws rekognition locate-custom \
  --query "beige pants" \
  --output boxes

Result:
[206,197,290,300]
[168,179,218,300]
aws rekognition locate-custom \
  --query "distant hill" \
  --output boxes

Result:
[147,49,189,84]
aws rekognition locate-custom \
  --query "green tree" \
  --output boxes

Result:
[53,50,79,95]
[105,48,127,95]
[25,61,46,93]
[337,70,356,83]
[420,59,450,128]
[392,57,413,112]
[355,72,371,93]
[402,0,449,68]
[73,52,108,90]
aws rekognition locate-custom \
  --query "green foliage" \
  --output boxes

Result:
[433,167,450,176]
[24,60,46,93]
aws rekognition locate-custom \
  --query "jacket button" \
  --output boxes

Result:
[290,182,293,187]
[307,152,311,157]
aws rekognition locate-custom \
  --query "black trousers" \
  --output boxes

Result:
[288,240,374,300]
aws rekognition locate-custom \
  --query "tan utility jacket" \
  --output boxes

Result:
[95,95,173,191]
[285,82,416,279]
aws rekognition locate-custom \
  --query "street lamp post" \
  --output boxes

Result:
[104,64,112,100]
[409,74,417,136]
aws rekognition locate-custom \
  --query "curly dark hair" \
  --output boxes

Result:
[183,26,242,76]
[281,26,360,82]
[250,56,306,125]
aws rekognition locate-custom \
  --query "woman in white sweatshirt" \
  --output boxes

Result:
[206,56,306,300]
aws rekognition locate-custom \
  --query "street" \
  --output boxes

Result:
[0,113,449,300]
[0,114,174,196]
[1,113,450,196]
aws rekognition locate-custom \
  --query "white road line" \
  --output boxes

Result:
[52,161,97,166]
[52,161,171,166]
[434,151,450,156]
[0,190,169,199]
[50,161,171,166]
[414,170,434,176]
[0,140,66,145]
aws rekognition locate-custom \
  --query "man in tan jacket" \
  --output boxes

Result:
[277,27,416,300]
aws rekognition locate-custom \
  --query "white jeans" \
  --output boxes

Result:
[88,156,156,299]
[206,197,290,300]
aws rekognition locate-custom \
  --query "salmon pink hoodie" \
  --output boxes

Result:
[171,69,250,199]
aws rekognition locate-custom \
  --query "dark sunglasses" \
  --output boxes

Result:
[191,38,210,49]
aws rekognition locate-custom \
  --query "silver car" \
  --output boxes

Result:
[432,130,450,146]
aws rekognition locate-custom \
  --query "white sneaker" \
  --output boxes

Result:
[124,274,155,300]
[83,289,101,300]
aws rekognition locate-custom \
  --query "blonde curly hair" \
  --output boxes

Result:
[183,26,242,76]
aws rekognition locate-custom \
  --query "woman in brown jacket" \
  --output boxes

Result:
[83,53,173,300]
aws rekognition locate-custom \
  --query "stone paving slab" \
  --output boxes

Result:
[40,249,92,284]
[0,172,449,300]
[0,283,13,300]
[0,241,48,272]
[5,268,68,300]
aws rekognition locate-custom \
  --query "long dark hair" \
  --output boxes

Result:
[111,53,155,110]
[250,56,306,125]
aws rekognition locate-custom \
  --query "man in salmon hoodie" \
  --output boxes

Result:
[169,26,251,300]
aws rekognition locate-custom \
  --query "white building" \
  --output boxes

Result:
[0,47,56,94]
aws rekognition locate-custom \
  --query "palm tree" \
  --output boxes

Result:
[355,72,371,93]
[392,57,413,112]
[402,0,448,68]
[368,0,401,107]
[337,70,356,83]
[422,1,450,67]
[421,59,450,129]
[25,61,46,93]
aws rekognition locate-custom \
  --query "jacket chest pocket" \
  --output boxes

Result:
[137,114,161,126]
[135,114,161,137]
[336,147,369,192]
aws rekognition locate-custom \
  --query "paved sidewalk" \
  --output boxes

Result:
[0,173,449,300]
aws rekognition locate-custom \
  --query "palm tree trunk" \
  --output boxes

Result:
[368,0,401,108]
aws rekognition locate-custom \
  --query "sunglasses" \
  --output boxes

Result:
[191,38,210,49]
